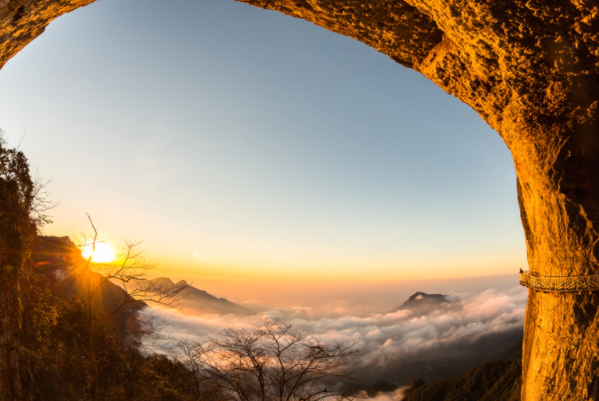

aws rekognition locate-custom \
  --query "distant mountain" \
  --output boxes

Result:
[33,236,143,314]
[133,277,255,317]
[388,292,450,316]
[401,360,522,401]
[392,361,461,384]
[347,379,401,397]
[33,236,253,326]
[386,340,523,400]
[496,341,523,361]
[33,236,147,339]
[348,337,523,399]
[365,380,400,396]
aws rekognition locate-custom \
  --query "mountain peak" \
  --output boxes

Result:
[388,292,449,316]
[406,292,446,302]
[151,277,176,287]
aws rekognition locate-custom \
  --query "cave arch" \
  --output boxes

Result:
[3,1,599,400]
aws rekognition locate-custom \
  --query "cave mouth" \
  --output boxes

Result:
[9,0,599,399]
[0,0,526,286]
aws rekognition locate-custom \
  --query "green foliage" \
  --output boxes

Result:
[0,133,36,274]
[0,134,37,268]
[0,135,34,214]
[0,132,38,400]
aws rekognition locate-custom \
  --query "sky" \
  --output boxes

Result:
[0,0,527,307]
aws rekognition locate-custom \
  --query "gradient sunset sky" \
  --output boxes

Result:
[0,0,526,301]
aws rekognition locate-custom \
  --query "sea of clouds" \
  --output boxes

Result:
[140,285,526,386]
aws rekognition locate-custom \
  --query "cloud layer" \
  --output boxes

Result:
[141,286,526,385]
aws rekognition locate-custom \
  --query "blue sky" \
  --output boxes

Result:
[0,0,526,298]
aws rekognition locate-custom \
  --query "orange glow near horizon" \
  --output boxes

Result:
[81,241,116,263]
[147,253,526,285]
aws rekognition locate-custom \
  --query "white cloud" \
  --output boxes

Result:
[140,286,526,385]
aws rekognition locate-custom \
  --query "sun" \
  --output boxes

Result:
[81,241,116,263]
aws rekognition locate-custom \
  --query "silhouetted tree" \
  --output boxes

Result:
[75,216,190,401]
[174,320,360,401]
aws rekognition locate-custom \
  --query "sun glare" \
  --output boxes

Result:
[81,241,116,263]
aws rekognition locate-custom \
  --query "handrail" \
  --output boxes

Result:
[519,270,599,292]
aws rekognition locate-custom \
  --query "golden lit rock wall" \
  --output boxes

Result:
[3,1,599,400]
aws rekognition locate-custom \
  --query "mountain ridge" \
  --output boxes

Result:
[33,236,254,319]
[134,277,255,316]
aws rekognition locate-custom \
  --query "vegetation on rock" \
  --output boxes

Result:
[0,135,39,400]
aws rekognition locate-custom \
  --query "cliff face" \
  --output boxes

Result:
[2,1,599,400]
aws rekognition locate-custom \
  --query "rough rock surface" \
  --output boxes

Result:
[2,1,599,400]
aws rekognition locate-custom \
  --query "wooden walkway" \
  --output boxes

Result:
[520,270,599,292]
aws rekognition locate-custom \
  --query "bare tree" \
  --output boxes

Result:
[174,320,360,401]
[75,214,190,401]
